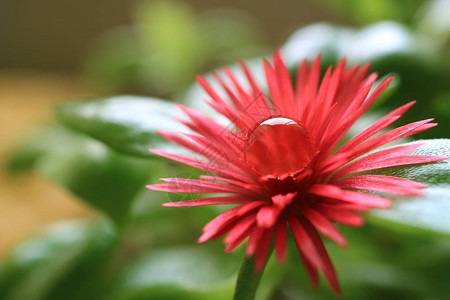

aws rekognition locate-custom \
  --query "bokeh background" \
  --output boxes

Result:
[0,0,449,299]
[0,0,342,260]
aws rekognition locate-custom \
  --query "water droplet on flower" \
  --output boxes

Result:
[244,117,316,177]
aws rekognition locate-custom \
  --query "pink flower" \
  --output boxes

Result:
[147,51,445,293]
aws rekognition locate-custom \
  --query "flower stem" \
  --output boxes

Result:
[233,253,270,300]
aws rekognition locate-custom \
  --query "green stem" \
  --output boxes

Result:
[232,251,272,300]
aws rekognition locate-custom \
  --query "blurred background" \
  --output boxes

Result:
[0,0,342,260]
[0,0,449,299]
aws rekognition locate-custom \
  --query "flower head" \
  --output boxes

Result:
[147,51,445,293]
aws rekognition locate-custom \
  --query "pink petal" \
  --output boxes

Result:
[237,200,268,217]
[309,184,392,208]
[334,175,427,196]
[199,175,262,193]
[329,142,425,178]
[298,248,320,287]
[288,215,322,269]
[272,192,297,208]
[339,101,415,152]
[162,195,249,207]
[338,118,436,165]
[198,206,242,243]
[256,205,282,228]
[264,59,282,112]
[302,208,347,247]
[273,50,296,117]
[246,226,265,256]
[275,220,287,263]
[156,178,256,196]
[255,227,275,271]
[336,155,446,179]
[301,218,341,294]
[314,205,365,227]
[224,215,256,252]
[148,149,252,183]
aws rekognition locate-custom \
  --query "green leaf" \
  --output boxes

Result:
[104,246,240,300]
[55,96,186,158]
[8,125,153,225]
[0,219,116,300]
[369,139,450,235]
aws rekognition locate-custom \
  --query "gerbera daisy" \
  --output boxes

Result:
[146,51,445,293]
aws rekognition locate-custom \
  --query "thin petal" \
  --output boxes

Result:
[275,220,287,262]
[198,206,242,243]
[257,205,282,228]
[309,184,391,208]
[339,101,416,152]
[224,215,256,252]
[162,195,249,207]
[336,155,446,178]
[288,215,322,269]
[302,208,347,247]
[148,149,252,183]
[314,205,365,227]
[272,192,297,208]
[255,227,274,271]
[301,218,341,294]
[246,226,265,256]
[334,175,427,196]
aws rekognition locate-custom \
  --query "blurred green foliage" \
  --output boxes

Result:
[8,126,153,225]
[83,0,268,97]
[0,219,117,300]
[4,0,450,299]
[318,0,427,25]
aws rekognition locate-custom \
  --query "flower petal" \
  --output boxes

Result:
[162,195,249,207]
[334,175,427,196]
[309,184,391,208]
[302,208,347,247]
[275,220,287,263]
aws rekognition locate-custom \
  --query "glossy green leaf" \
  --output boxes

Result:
[8,125,153,225]
[55,96,186,158]
[104,246,240,300]
[369,139,450,235]
[0,219,116,300]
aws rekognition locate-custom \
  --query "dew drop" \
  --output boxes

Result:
[244,117,316,177]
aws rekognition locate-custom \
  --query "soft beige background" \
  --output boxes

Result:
[0,72,93,259]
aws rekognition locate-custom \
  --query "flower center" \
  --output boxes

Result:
[244,117,316,178]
